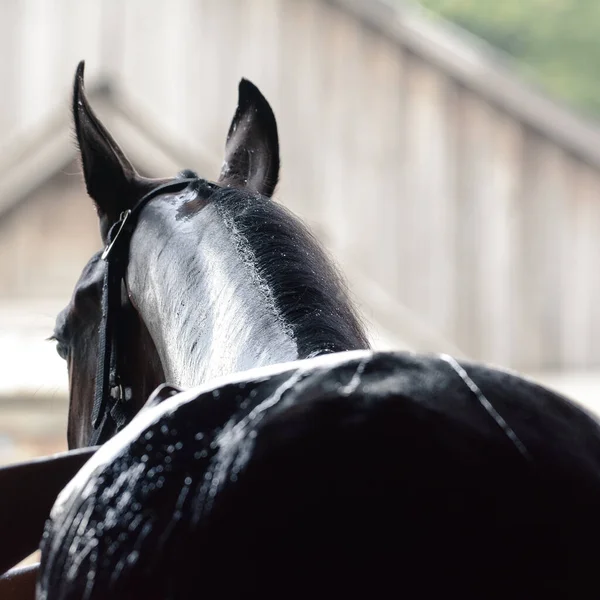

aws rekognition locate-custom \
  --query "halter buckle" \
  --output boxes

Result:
[110,383,125,402]
[102,210,132,261]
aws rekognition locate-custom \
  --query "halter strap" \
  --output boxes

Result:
[89,178,198,446]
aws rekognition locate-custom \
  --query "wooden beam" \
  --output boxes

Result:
[327,0,600,168]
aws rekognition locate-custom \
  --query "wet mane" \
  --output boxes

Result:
[211,186,370,358]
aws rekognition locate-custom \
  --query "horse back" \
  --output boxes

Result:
[39,351,600,599]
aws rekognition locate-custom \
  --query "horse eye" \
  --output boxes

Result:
[48,334,69,361]
[55,341,69,361]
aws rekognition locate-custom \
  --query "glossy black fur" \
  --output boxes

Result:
[39,351,600,599]
[209,186,368,357]
[42,62,600,599]
[53,252,164,448]
[218,78,280,196]
[55,63,368,447]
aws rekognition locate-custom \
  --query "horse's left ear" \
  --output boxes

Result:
[218,79,280,198]
[73,61,150,238]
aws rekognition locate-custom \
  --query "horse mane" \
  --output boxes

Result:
[212,186,370,358]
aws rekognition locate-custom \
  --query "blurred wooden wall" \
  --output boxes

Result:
[1,0,600,372]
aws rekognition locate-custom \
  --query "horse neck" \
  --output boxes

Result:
[128,189,369,388]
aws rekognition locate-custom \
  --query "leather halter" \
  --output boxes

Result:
[90,177,198,446]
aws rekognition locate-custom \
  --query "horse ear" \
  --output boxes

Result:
[218,79,280,198]
[73,61,147,236]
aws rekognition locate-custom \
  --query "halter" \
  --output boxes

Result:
[90,177,198,446]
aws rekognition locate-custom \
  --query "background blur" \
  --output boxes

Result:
[2,0,600,467]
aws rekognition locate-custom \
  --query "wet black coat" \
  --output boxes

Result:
[39,350,600,599]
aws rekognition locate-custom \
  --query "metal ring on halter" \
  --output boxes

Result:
[101,210,131,260]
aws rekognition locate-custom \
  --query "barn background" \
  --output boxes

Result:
[2,0,600,467]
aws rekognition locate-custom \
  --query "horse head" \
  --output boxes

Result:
[54,61,369,448]
[31,60,600,600]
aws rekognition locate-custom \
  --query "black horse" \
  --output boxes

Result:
[40,351,600,599]
[9,61,600,598]
[54,63,368,449]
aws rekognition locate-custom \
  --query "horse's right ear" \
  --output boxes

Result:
[73,61,147,238]
[218,79,280,198]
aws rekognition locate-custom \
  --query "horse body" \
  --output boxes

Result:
[31,61,600,598]
[39,350,600,599]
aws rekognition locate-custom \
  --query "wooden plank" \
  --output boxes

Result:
[344,265,466,356]
[61,0,103,79]
[402,54,456,339]
[513,135,569,370]
[120,0,169,121]
[587,173,600,365]
[155,0,193,138]
[452,89,493,358]
[532,144,569,369]
[277,0,322,219]
[17,0,63,131]
[236,0,282,105]
[560,163,598,368]
[0,1,22,137]
[348,28,406,297]
[185,0,230,160]
[208,0,246,152]
[476,113,523,366]
[337,20,371,273]
[99,0,125,74]
[0,161,100,299]
[316,4,362,257]
[512,133,545,370]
